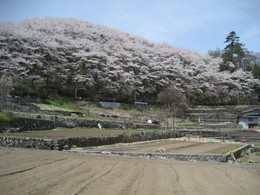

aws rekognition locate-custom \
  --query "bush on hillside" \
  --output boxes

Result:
[0,112,17,123]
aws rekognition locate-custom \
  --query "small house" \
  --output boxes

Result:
[99,102,121,109]
[134,102,148,110]
[237,108,260,129]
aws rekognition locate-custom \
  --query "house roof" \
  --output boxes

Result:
[239,116,259,119]
[239,108,260,118]
[134,102,148,105]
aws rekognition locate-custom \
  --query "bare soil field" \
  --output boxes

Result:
[0,148,260,195]
[0,128,145,139]
[87,140,242,154]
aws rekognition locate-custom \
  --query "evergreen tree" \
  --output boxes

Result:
[252,65,260,79]
[220,31,245,72]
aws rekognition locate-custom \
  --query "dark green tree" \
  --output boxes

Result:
[252,65,260,79]
[220,31,246,72]
[251,52,260,78]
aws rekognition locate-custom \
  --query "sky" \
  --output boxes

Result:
[0,0,259,54]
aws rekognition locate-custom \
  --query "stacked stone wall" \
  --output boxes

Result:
[0,131,181,150]
[0,118,54,131]
[69,150,228,163]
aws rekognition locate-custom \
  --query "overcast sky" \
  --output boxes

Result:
[0,0,259,54]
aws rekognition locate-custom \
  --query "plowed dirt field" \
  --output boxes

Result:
[87,140,241,154]
[0,148,259,195]
[1,128,144,138]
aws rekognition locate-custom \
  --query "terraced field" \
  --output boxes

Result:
[87,139,241,154]
[0,128,145,139]
[1,148,259,195]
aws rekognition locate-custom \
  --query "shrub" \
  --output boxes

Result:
[248,159,257,163]
[123,104,133,110]
[0,112,17,123]
[255,152,260,156]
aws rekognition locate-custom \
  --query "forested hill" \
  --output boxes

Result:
[0,17,259,104]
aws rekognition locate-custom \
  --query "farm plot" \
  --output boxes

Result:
[86,140,242,154]
[0,148,259,195]
[0,128,145,139]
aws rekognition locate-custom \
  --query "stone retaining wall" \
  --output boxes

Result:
[13,113,134,129]
[231,144,251,159]
[68,150,228,163]
[180,130,260,143]
[0,118,54,131]
[2,132,254,163]
[56,131,181,149]
[0,131,181,150]
[0,137,54,150]
[252,146,260,152]
[55,117,134,129]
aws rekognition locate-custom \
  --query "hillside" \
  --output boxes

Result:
[0,17,259,104]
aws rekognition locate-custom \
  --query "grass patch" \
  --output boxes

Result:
[221,145,244,154]
[54,127,98,131]
[254,143,260,147]
[55,115,119,121]
[255,152,260,156]
[123,104,133,110]
[149,105,161,111]
[126,128,165,132]
[34,99,79,112]
[175,122,200,127]
[248,159,257,163]
[14,111,123,122]
[0,112,18,123]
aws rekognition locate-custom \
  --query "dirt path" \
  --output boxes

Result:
[0,148,259,195]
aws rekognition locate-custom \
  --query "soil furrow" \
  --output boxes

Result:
[225,168,248,195]
[73,162,119,195]
[24,160,87,192]
[0,158,68,177]
[134,164,145,195]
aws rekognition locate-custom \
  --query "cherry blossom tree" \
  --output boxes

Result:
[0,18,259,104]
[0,75,12,110]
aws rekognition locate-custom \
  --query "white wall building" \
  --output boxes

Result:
[238,108,260,129]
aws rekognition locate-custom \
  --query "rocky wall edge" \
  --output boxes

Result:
[0,131,181,150]
[67,150,228,163]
